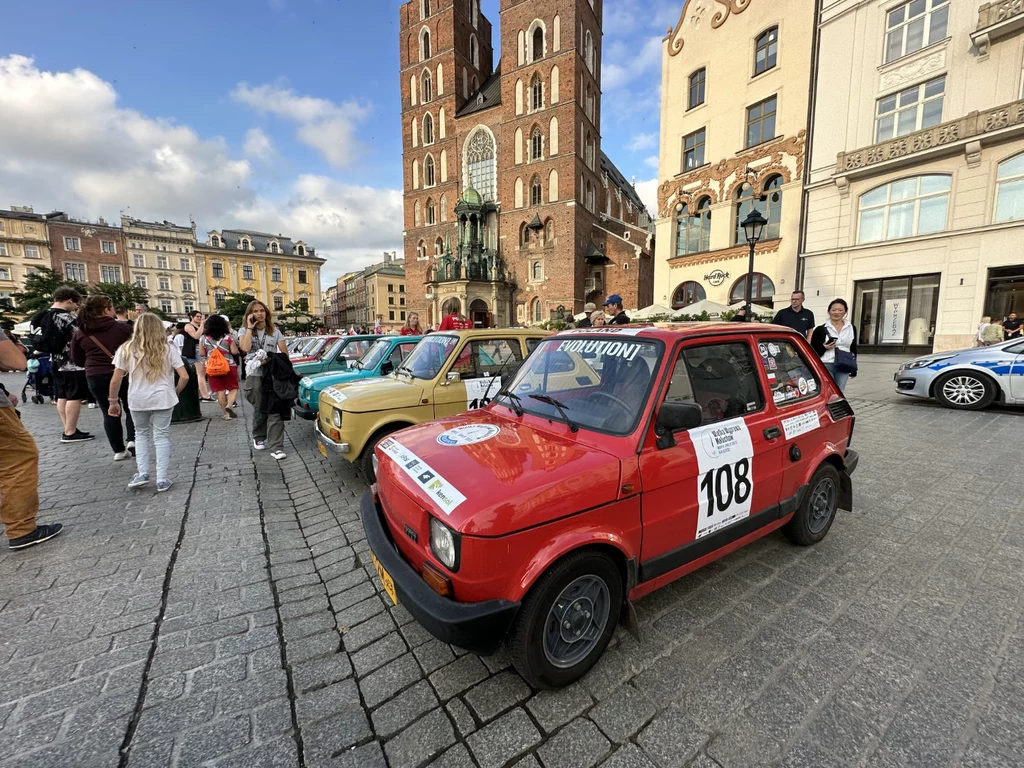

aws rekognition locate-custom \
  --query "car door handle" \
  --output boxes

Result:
[763,426,782,440]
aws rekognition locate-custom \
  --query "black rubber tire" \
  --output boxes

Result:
[509,550,622,690]
[360,426,400,482]
[933,371,996,411]
[783,463,841,546]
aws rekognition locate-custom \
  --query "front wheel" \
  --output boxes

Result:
[934,371,996,410]
[509,550,622,690]
[360,426,399,482]
[784,463,840,546]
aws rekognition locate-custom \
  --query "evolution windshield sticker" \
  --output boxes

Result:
[378,437,467,514]
[781,410,820,440]
[437,424,501,446]
[689,417,754,540]
[558,339,643,360]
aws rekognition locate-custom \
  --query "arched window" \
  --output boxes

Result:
[440,150,447,182]
[675,197,711,256]
[549,169,560,202]
[271,242,279,254]
[531,75,543,111]
[471,35,479,67]
[411,117,419,147]
[417,239,426,259]
[413,158,420,188]
[439,107,446,138]
[551,66,560,104]
[531,24,545,62]
[515,79,524,115]
[734,183,755,245]
[434,237,444,256]
[414,201,422,227]
[472,75,479,92]
[424,155,436,187]
[423,113,435,145]
[671,281,707,310]
[437,63,444,95]
[688,68,706,109]
[763,176,783,240]
[996,153,1024,223]
[730,273,776,306]
[421,0,430,19]
[471,0,479,28]
[211,235,220,247]
[585,30,594,72]
[297,245,305,256]
[585,132,594,169]
[531,128,543,161]
[531,175,542,206]
[464,126,497,202]
[532,261,542,280]
[420,28,431,61]
[241,238,250,250]
[515,177,525,208]
[544,219,554,243]
[440,192,448,221]
[858,175,951,243]
[549,117,559,155]
[426,198,436,225]
[754,27,778,75]
[532,298,542,322]
[422,70,433,102]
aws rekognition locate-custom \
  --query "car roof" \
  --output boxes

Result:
[553,322,806,343]
[430,328,550,339]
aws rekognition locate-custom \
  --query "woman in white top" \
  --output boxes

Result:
[108,313,187,492]
[238,300,290,459]
[810,298,858,393]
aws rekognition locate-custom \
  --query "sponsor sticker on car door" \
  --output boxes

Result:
[690,417,754,539]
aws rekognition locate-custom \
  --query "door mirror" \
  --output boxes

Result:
[655,402,703,449]
[380,360,394,375]
[446,371,461,383]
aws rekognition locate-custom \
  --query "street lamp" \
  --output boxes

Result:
[740,208,768,321]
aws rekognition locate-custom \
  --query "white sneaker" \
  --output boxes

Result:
[270,450,287,461]
[87,403,98,409]
[114,451,131,461]
[253,439,266,450]
[126,441,136,456]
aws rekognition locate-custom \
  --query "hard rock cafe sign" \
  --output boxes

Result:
[704,269,729,286]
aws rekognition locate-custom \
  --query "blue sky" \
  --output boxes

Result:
[0,0,680,287]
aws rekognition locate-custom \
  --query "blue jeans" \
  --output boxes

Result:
[134,408,173,482]
[824,362,850,393]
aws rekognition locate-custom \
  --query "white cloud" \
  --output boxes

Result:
[634,178,660,219]
[630,132,658,152]
[232,82,370,168]
[243,127,274,161]
[644,155,660,169]
[602,35,663,91]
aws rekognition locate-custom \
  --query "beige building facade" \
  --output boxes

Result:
[0,207,51,312]
[122,217,201,317]
[655,0,815,313]
[364,257,408,332]
[803,0,1024,353]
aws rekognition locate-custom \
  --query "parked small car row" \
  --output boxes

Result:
[297,324,858,688]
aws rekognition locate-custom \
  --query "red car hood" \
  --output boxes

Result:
[375,411,622,536]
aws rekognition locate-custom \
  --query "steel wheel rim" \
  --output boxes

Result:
[941,376,985,405]
[807,477,836,534]
[543,575,610,669]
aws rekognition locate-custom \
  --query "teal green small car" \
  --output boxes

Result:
[293,335,422,420]
[292,335,381,379]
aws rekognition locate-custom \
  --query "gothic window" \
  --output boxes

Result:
[471,35,479,68]
[426,198,436,225]
[531,128,543,161]
[422,70,433,102]
[544,219,554,243]
[417,239,426,259]
[531,176,542,206]
[423,113,434,145]
[531,75,543,111]
[421,0,430,19]
[464,127,497,202]
[531,24,545,62]
[420,28,431,61]
[415,201,422,227]
[520,222,529,247]
[532,261,542,280]
[440,193,448,222]
[471,0,479,28]
[425,154,436,187]
[532,298,542,322]
[435,237,444,256]
[585,30,594,73]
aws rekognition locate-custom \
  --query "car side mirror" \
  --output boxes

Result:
[655,402,703,449]
[380,360,394,375]
[446,371,461,383]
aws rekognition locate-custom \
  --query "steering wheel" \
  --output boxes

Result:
[589,391,631,412]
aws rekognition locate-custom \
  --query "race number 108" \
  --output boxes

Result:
[699,458,752,515]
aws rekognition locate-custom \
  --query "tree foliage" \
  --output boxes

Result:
[92,281,150,310]
[215,293,258,329]
[277,301,319,335]
[12,268,87,316]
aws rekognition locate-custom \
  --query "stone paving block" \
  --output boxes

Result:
[384,707,457,768]
[464,670,532,723]
[208,735,298,768]
[359,651,422,708]
[341,612,396,653]
[326,740,388,768]
[526,685,595,734]
[252,696,294,738]
[176,714,252,766]
[190,655,248,694]
[351,632,407,678]
[636,707,709,768]
[466,707,542,768]
[705,716,783,768]
[296,677,361,725]
[537,717,611,768]
[291,653,353,695]
[285,630,339,665]
[282,612,336,642]
[372,679,439,738]
[217,670,290,716]
[297,701,372,762]
[427,743,479,768]
[599,744,659,768]
[430,654,490,702]
[334,595,386,630]
[414,638,457,675]
[589,684,657,744]
[446,696,477,739]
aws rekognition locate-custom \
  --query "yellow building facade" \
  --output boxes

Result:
[363,257,408,332]
[122,216,201,317]
[197,229,325,316]
[0,207,51,314]
[654,0,815,312]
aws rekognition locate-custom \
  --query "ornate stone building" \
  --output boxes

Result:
[122,217,200,316]
[400,0,653,328]
[0,206,52,312]
[654,0,815,312]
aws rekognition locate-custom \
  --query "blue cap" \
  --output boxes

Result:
[603,294,623,307]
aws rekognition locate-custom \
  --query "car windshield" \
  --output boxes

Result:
[319,338,345,360]
[501,336,662,435]
[289,337,311,353]
[332,339,372,367]
[396,334,459,379]
[358,339,392,370]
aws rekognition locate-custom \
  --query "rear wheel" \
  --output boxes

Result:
[360,426,400,482]
[509,550,622,690]
[934,371,996,411]
[784,463,840,546]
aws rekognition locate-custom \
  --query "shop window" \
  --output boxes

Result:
[853,273,939,350]
[858,175,950,243]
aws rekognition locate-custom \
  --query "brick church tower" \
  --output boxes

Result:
[399,0,653,328]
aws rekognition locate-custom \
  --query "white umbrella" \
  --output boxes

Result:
[673,299,731,318]
[728,301,775,318]
[632,303,675,319]
[13,321,32,334]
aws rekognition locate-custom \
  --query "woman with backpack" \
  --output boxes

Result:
[69,295,135,460]
[107,313,187,493]
[199,314,240,420]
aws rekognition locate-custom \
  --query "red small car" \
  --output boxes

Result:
[289,335,339,364]
[361,324,857,688]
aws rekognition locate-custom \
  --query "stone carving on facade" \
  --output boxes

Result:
[657,130,806,219]
[879,49,946,92]
[666,0,752,56]
[836,97,1024,173]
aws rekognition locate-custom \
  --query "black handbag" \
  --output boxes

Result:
[835,348,858,374]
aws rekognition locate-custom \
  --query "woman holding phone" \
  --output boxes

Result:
[238,300,290,458]
[810,298,857,393]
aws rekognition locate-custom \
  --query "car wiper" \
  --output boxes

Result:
[529,394,579,433]
[501,390,524,416]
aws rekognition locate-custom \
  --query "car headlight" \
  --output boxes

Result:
[905,355,954,370]
[332,409,342,427]
[429,517,460,571]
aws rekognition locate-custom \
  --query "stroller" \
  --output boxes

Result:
[22,353,55,404]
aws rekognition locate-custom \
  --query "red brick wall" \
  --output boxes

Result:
[47,220,128,287]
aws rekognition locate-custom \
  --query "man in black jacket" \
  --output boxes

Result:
[603,295,630,325]
[771,291,816,339]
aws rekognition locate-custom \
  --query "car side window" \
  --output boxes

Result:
[758,339,820,406]
[1007,340,1024,354]
[470,339,523,379]
[671,342,765,425]
[526,337,543,353]
[387,346,406,369]
[398,342,418,359]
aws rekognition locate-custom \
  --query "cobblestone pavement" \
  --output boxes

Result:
[1,357,1023,768]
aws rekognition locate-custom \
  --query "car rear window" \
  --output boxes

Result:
[758,339,820,406]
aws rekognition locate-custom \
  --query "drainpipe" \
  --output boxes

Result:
[797,0,824,292]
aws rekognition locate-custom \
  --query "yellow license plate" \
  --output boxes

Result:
[370,551,397,605]
[318,441,328,458]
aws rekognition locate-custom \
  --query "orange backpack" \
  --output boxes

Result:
[205,338,231,377]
